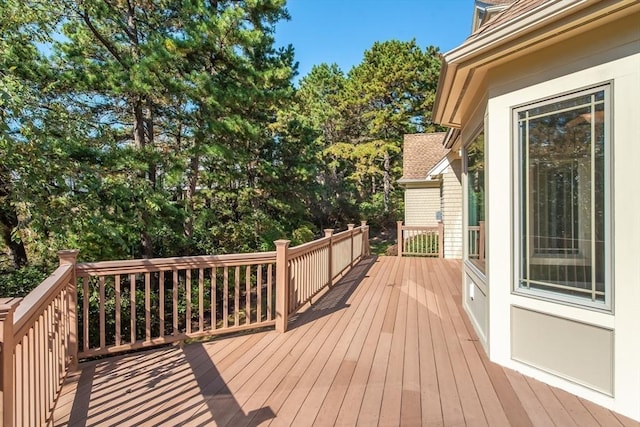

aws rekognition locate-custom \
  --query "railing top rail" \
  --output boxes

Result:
[402,225,440,231]
[76,251,276,276]
[13,264,74,341]
[288,236,330,258]
[288,224,366,258]
[332,226,362,242]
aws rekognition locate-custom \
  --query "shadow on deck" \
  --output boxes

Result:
[52,257,638,427]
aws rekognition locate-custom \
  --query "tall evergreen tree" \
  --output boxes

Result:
[339,40,442,217]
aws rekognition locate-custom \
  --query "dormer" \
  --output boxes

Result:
[471,0,515,32]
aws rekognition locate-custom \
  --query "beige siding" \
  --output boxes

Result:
[511,306,614,395]
[465,274,488,345]
[442,159,463,259]
[404,186,440,227]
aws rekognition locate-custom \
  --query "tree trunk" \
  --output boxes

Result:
[0,172,28,268]
[383,150,391,213]
[144,100,156,187]
[141,230,154,259]
[0,207,28,268]
[133,99,146,149]
[184,155,200,245]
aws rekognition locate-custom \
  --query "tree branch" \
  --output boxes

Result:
[78,7,127,69]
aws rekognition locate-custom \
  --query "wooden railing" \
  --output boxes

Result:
[468,221,485,261]
[397,221,444,258]
[275,222,370,332]
[75,252,277,359]
[0,250,78,427]
[0,223,370,424]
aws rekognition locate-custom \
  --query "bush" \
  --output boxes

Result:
[0,265,50,297]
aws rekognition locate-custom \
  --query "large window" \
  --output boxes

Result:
[516,86,610,308]
[466,132,485,273]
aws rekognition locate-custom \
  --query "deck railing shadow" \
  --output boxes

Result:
[60,342,276,426]
[287,255,377,331]
[1,223,370,425]
[181,343,275,426]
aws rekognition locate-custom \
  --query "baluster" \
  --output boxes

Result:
[115,275,121,346]
[186,269,191,335]
[199,268,204,332]
[223,267,229,329]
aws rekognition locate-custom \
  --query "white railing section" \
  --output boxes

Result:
[397,221,444,258]
[468,221,485,260]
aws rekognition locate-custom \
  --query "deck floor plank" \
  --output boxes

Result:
[525,376,579,427]
[415,256,445,426]
[50,256,638,427]
[425,262,466,426]
[399,257,423,427]
[356,257,404,426]
[312,257,393,427]
[431,259,487,426]
[268,257,386,427]
[219,286,361,427]
[290,258,388,426]
[333,255,399,427]
[377,254,410,427]
[551,387,601,427]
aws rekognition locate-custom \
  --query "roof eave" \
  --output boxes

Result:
[433,0,636,128]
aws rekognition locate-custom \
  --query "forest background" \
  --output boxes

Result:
[1,0,443,295]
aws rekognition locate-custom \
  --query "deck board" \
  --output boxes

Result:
[416,256,444,426]
[51,256,639,427]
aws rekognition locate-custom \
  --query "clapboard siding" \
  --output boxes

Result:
[442,158,463,259]
[404,186,440,227]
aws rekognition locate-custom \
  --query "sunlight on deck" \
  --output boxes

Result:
[52,257,638,427]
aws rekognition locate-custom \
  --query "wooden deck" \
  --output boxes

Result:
[51,256,638,426]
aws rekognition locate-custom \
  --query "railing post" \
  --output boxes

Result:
[58,250,79,370]
[479,221,485,261]
[275,240,291,333]
[324,229,334,286]
[347,224,355,267]
[397,221,404,257]
[0,298,21,426]
[360,221,369,256]
[438,222,444,258]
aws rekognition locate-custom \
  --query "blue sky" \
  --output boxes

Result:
[274,0,474,81]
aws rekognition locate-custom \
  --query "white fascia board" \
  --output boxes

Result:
[398,178,441,188]
[425,156,451,180]
[435,0,635,126]
[443,0,587,65]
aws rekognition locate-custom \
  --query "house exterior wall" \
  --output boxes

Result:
[460,101,489,351]
[403,185,440,227]
[480,14,640,420]
[442,159,463,259]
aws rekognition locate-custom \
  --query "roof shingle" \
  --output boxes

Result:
[469,0,551,40]
[401,133,448,180]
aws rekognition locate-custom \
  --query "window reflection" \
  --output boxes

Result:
[466,132,485,273]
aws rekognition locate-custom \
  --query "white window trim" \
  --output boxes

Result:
[463,123,487,281]
[512,84,613,312]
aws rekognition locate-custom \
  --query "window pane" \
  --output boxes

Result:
[519,90,606,304]
[467,132,485,273]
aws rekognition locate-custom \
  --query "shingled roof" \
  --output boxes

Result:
[399,132,448,181]
[469,0,550,40]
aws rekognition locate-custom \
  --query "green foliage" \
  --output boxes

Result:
[0,265,49,297]
[1,1,443,297]
[298,41,442,229]
[291,224,316,246]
